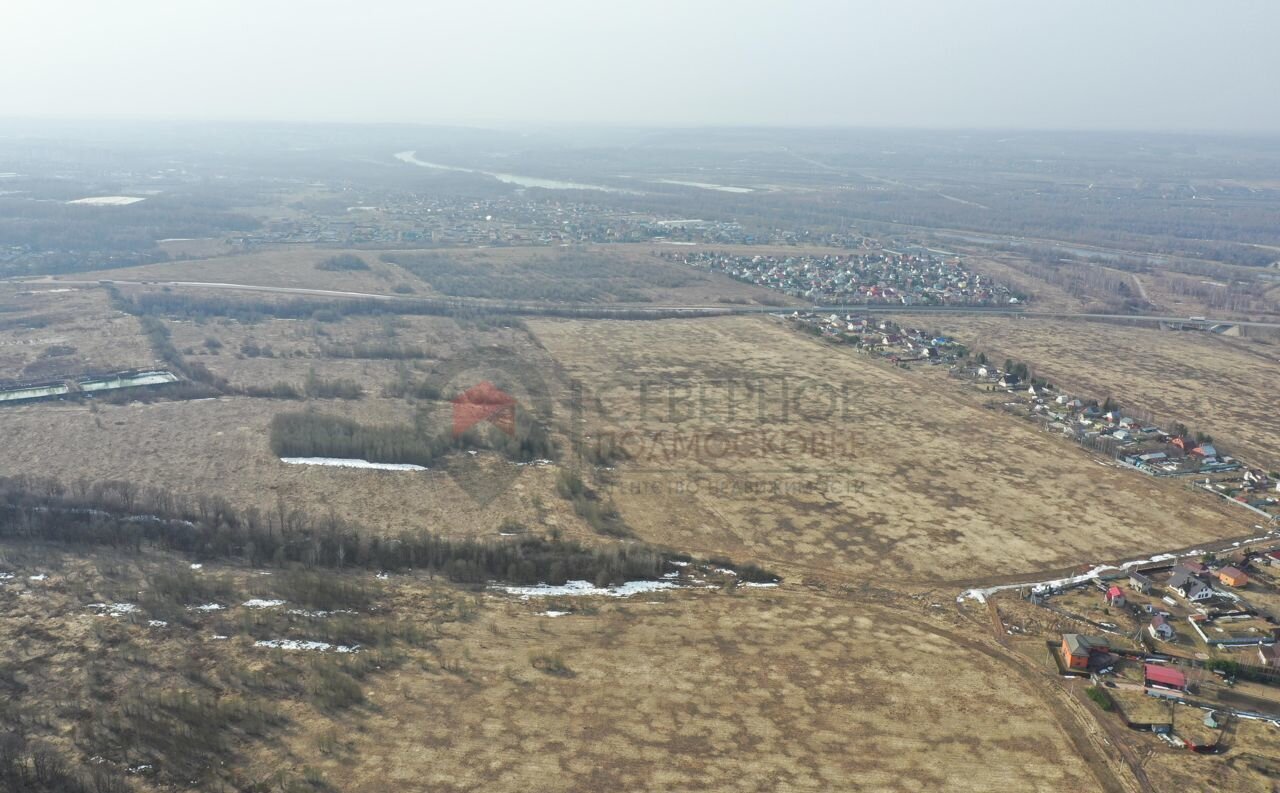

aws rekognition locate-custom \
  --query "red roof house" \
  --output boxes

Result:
[1104,585,1126,605]
[1144,663,1187,691]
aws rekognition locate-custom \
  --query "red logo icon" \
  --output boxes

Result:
[452,381,517,438]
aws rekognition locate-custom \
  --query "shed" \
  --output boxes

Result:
[1144,663,1187,691]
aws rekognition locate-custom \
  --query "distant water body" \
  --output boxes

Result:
[394,151,631,193]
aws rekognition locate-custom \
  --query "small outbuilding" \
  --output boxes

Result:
[1144,663,1187,692]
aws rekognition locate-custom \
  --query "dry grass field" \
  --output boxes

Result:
[530,315,1255,584]
[83,243,793,307]
[2,281,1279,791]
[87,246,424,295]
[250,586,1101,793]
[0,395,574,539]
[902,315,1280,470]
[0,285,154,380]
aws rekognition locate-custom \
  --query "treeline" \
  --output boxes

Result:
[0,476,765,586]
[270,412,447,468]
[138,315,228,391]
[268,404,554,466]
[315,253,369,271]
[320,341,432,360]
[115,288,716,323]
[556,469,631,538]
[0,735,130,793]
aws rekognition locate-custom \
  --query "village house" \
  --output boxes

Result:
[1169,568,1214,602]
[1191,444,1219,461]
[1060,633,1108,670]
[998,373,1021,389]
[1218,566,1249,587]
[1104,585,1126,607]
[1129,572,1154,594]
[1261,644,1280,669]
[1149,615,1175,641]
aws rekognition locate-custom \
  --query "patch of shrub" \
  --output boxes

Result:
[316,253,369,271]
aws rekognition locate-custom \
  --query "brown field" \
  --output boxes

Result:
[529,315,1256,583]
[86,246,425,295]
[82,243,794,307]
[0,395,573,539]
[900,315,1280,470]
[3,282,1279,791]
[253,586,1101,793]
[0,284,154,381]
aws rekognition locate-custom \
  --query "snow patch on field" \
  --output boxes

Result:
[741,581,779,588]
[493,579,679,599]
[67,196,146,206]
[243,599,286,609]
[540,610,571,617]
[255,639,361,653]
[190,603,224,612]
[89,603,140,617]
[287,608,357,618]
[148,620,167,628]
[28,574,48,581]
[281,456,428,471]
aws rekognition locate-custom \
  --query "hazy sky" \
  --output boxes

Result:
[4,0,1279,132]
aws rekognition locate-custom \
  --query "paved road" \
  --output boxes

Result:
[18,276,1280,328]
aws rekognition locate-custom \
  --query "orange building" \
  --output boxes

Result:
[1218,566,1249,587]
[1061,634,1107,670]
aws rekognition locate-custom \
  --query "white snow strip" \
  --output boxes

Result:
[957,549,1211,604]
[541,610,571,617]
[148,620,167,628]
[28,574,47,581]
[189,603,224,612]
[0,573,13,581]
[492,579,679,599]
[67,195,146,206]
[281,456,427,471]
[656,179,754,193]
[190,563,203,570]
[668,560,691,567]
[255,639,360,653]
[741,582,780,588]
[88,602,140,617]
[242,599,286,609]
